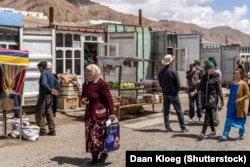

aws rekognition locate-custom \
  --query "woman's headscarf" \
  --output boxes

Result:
[86,64,101,81]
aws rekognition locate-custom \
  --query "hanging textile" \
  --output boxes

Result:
[0,49,29,95]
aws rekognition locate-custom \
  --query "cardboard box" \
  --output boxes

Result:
[57,97,79,110]
[0,98,14,110]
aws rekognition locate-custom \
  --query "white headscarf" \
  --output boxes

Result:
[86,64,102,81]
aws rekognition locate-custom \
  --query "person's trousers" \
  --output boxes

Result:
[223,118,246,137]
[52,95,57,117]
[13,94,20,118]
[201,108,215,134]
[163,95,186,130]
[35,98,55,133]
[188,90,202,119]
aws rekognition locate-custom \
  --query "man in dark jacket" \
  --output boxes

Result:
[36,61,59,136]
[158,54,189,133]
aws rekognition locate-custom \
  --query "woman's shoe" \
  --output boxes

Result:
[87,155,98,166]
[219,136,227,141]
[237,136,244,140]
[98,153,108,163]
[208,131,216,137]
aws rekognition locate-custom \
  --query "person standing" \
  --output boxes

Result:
[219,69,249,141]
[237,59,245,73]
[186,63,202,122]
[158,54,189,133]
[191,61,224,140]
[36,61,59,136]
[209,57,222,82]
[81,64,116,166]
[47,64,59,117]
[208,57,222,127]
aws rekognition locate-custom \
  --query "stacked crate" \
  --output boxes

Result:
[57,74,80,110]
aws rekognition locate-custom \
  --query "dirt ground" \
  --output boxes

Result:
[1,92,250,167]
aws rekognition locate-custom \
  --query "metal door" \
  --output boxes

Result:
[174,48,187,88]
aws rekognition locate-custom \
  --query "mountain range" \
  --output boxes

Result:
[1,0,250,44]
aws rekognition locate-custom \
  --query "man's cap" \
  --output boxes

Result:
[37,61,47,67]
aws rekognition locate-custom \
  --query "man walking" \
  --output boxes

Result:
[158,54,189,132]
[36,61,59,136]
[186,63,202,122]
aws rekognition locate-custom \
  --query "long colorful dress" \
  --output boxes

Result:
[223,83,247,137]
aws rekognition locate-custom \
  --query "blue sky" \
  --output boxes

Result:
[92,0,250,34]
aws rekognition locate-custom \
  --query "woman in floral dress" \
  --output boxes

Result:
[81,64,116,166]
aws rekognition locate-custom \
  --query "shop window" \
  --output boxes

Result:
[74,34,80,41]
[9,45,18,50]
[66,50,72,73]
[0,44,7,48]
[74,50,81,75]
[85,36,91,41]
[85,35,98,41]
[73,34,81,48]
[56,50,63,74]
[6,35,14,42]
[65,34,72,47]
[92,36,97,41]
[56,33,63,47]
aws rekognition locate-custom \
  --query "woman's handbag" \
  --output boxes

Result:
[104,118,120,152]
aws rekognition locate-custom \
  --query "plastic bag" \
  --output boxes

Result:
[104,118,120,152]
[10,118,30,138]
[22,125,40,142]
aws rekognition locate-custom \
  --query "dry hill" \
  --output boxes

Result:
[1,0,250,44]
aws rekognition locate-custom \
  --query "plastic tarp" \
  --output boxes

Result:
[0,49,29,95]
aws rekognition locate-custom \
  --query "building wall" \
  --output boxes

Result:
[0,7,47,19]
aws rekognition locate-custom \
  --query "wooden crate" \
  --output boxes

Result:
[61,82,78,87]
[57,97,79,110]
[59,86,79,98]
[0,98,14,110]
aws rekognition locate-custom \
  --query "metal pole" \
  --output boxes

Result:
[19,96,22,141]
[117,66,122,119]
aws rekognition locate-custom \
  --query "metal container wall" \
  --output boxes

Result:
[177,34,201,88]
[106,24,151,82]
[150,31,178,81]
[221,45,240,86]
[201,44,221,68]
[178,34,201,66]
[20,28,53,106]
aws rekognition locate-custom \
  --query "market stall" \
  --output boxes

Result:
[0,48,29,140]
[97,56,161,119]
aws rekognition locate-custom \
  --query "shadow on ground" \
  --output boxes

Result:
[133,129,166,133]
[171,133,199,140]
[50,156,112,167]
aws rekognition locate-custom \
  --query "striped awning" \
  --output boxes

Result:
[0,49,29,66]
[0,49,29,95]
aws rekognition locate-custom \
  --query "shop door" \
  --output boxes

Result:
[174,48,187,88]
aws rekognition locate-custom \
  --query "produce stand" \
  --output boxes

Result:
[97,56,161,119]
[0,49,29,140]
